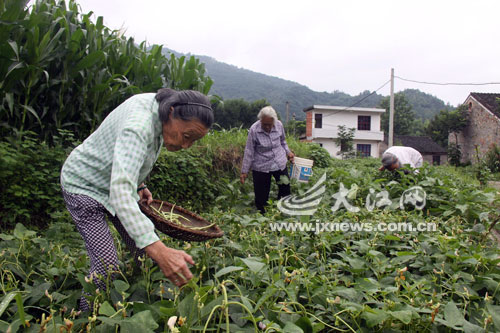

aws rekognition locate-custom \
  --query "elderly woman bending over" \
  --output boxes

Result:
[61,88,213,311]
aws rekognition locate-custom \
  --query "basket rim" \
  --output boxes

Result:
[139,199,224,239]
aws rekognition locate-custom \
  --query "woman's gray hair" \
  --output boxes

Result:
[155,88,214,128]
[257,106,278,122]
[381,152,398,168]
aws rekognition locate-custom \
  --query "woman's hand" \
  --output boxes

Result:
[144,241,194,287]
[138,186,153,205]
[240,173,248,184]
[287,152,295,163]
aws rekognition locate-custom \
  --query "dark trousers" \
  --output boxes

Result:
[252,167,291,214]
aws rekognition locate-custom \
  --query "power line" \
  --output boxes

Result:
[395,76,500,86]
[320,79,391,119]
[309,72,500,134]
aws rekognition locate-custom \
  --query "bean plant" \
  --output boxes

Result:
[2,159,500,332]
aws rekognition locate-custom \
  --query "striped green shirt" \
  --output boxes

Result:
[61,93,163,249]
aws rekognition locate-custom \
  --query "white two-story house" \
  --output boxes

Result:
[303,105,386,158]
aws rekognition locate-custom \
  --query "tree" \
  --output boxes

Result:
[425,105,469,147]
[335,125,356,159]
[448,143,462,166]
[213,99,268,129]
[285,120,306,138]
[379,93,416,135]
[447,104,469,143]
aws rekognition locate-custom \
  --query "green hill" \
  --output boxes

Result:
[165,50,450,121]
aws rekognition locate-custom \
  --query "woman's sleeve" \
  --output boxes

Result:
[108,127,159,249]
[241,128,255,174]
[280,122,291,154]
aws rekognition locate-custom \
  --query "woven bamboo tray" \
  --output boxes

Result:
[139,199,223,242]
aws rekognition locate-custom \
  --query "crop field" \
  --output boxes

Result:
[1,1,500,331]
[2,158,500,332]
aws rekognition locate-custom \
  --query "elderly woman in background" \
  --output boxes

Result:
[240,106,294,213]
[379,146,423,172]
[60,88,213,311]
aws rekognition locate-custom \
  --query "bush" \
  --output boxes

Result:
[307,143,332,168]
[485,144,500,173]
[148,149,222,212]
[448,143,462,166]
[0,132,75,229]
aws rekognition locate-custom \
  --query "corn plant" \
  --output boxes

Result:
[0,0,214,143]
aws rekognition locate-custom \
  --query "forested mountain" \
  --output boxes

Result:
[165,50,451,121]
[402,89,452,120]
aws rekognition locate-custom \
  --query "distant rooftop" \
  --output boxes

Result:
[303,105,386,113]
[469,92,500,118]
[384,134,447,154]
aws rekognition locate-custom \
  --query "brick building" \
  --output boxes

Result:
[449,93,500,163]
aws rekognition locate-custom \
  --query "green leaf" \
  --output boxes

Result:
[384,235,400,241]
[229,312,247,328]
[255,286,277,310]
[113,280,130,293]
[178,292,195,323]
[158,307,176,318]
[313,322,325,333]
[14,293,25,327]
[13,223,36,239]
[462,319,485,333]
[241,257,265,273]
[486,304,500,330]
[201,296,223,318]
[75,50,105,71]
[21,105,42,127]
[214,266,244,278]
[0,234,14,241]
[444,301,464,326]
[120,310,159,332]
[347,257,365,270]
[361,308,389,328]
[331,287,363,303]
[356,278,380,294]
[0,292,17,317]
[99,301,116,317]
[456,204,468,214]
[283,322,304,333]
[240,296,254,313]
[295,316,313,333]
[390,310,412,324]
[8,40,19,59]
[396,251,417,256]
[97,316,120,327]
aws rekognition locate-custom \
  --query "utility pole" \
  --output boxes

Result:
[388,68,395,147]
[286,101,290,124]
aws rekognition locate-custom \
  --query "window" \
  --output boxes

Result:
[356,144,371,157]
[315,113,322,128]
[358,116,371,130]
[433,155,441,165]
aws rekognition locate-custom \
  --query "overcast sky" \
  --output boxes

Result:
[76,0,500,106]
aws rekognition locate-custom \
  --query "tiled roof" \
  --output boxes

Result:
[384,134,447,154]
[470,93,500,118]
